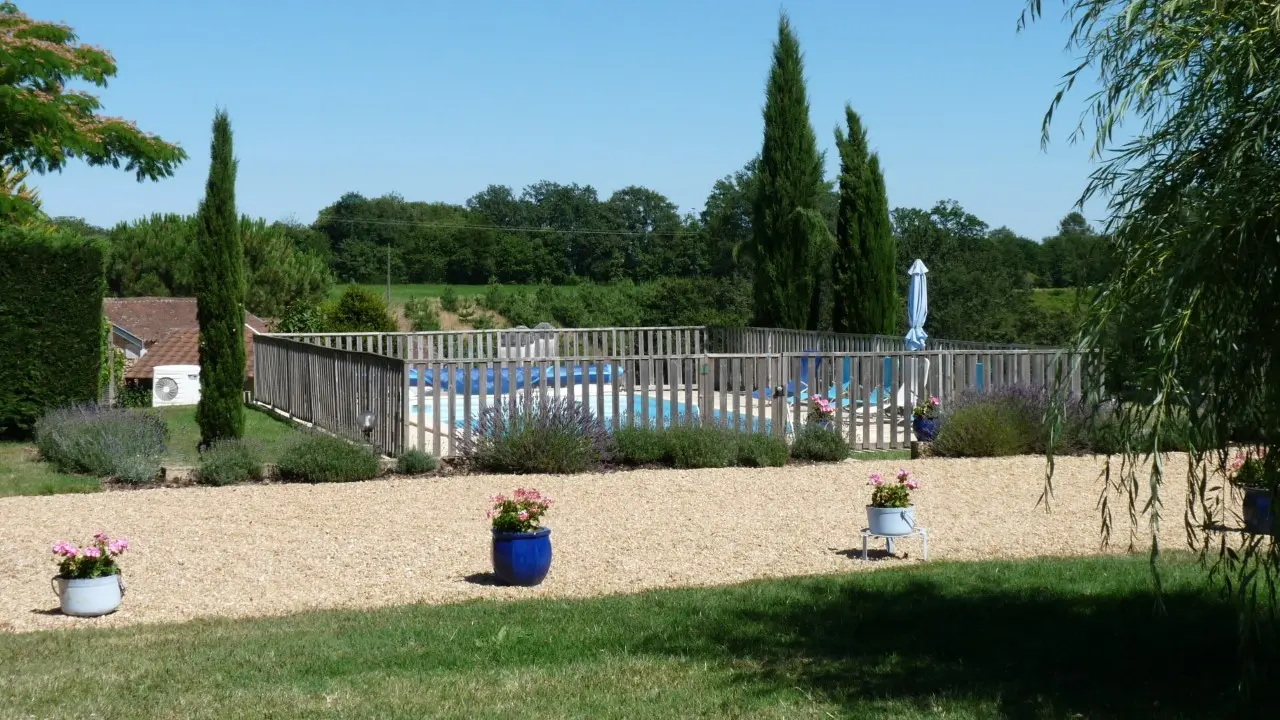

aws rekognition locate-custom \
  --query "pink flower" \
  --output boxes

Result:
[485,510,494,519]
[491,494,506,504]
[52,541,75,556]
[929,396,940,406]
[93,531,109,543]
[83,546,101,559]
[869,472,884,487]
[905,479,920,490]
[517,510,530,521]
[896,468,912,483]
[108,540,126,555]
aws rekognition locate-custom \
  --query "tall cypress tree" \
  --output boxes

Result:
[832,104,897,334]
[750,14,829,330]
[195,109,245,446]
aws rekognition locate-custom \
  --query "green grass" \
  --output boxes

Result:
[1031,287,1091,314]
[329,283,527,305]
[156,405,299,464]
[0,406,300,497]
[0,442,100,498]
[0,554,1269,718]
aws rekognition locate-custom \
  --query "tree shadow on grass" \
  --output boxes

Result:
[636,559,1274,719]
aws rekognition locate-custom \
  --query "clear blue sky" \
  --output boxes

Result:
[26,0,1100,240]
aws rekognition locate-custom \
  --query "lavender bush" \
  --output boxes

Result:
[459,395,614,474]
[932,387,1092,458]
[34,405,168,483]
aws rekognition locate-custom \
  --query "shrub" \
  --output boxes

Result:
[196,438,263,486]
[790,425,850,462]
[0,226,106,437]
[932,403,1027,457]
[403,296,441,331]
[323,286,397,333]
[34,405,167,483]
[440,285,460,313]
[395,448,438,474]
[461,396,613,474]
[471,312,496,330]
[614,426,668,465]
[120,382,153,408]
[737,432,790,467]
[274,302,325,333]
[932,387,1092,458]
[275,433,381,483]
[664,425,737,469]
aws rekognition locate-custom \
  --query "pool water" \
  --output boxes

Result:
[409,393,777,433]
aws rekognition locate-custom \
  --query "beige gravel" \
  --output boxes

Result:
[0,455,1203,633]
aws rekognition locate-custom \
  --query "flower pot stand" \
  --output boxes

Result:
[860,527,929,561]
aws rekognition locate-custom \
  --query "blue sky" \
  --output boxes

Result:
[26,0,1100,239]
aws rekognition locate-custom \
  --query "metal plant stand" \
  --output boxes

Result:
[860,527,929,561]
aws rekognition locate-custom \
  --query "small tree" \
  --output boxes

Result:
[195,110,245,446]
[0,2,185,222]
[832,105,896,334]
[324,286,397,332]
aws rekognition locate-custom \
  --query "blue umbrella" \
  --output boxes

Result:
[905,259,929,351]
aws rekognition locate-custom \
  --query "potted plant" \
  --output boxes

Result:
[911,395,941,442]
[808,396,835,430]
[488,488,553,586]
[867,469,920,536]
[50,532,129,617]
[1230,449,1273,535]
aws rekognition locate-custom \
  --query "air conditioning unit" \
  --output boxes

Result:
[152,365,201,407]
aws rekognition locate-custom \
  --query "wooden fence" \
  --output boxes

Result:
[253,327,1081,459]
[401,348,1083,458]
[253,334,405,456]
[268,325,1048,361]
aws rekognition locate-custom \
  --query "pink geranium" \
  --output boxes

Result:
[51,531,128,580]
[868,469,921,509]
[488,488,552,533]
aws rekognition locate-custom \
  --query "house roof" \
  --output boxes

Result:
[104,297,268,345]
[125,327,260,381]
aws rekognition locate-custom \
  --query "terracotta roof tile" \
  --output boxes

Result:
[125,327,259,381]
[105,297,268,345]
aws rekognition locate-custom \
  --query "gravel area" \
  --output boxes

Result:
[0,455,1201,633]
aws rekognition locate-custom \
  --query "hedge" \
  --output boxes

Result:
[0,226,107,437]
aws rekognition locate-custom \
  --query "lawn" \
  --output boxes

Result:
[0,554,1264,718]
[329,283,523,305]
[156,405,299,465]
[0,442,99,498]
[0,406,299,498]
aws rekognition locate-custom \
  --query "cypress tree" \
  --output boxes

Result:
[195,109,245,446]
[751,14,829,330]
[832,104,897,334]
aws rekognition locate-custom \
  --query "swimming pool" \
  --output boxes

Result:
[409,393,778,434]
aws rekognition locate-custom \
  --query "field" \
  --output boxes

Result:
[329,283,513,305]
[0,553,1260,718]
[1031,287,1090,314]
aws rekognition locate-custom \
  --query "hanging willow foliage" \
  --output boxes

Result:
[1023,0,1280,674]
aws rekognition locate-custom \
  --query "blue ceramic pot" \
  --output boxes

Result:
[1243,489,1275,535]
[492,527,552,586]
[913,416,940,442]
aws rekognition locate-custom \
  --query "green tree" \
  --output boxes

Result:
[194,110,245,447]
[1024,0,1280,680]
[324,286,397,332]
[749,14,831,330]
[832,105,896,334]
[0,2,185,222]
